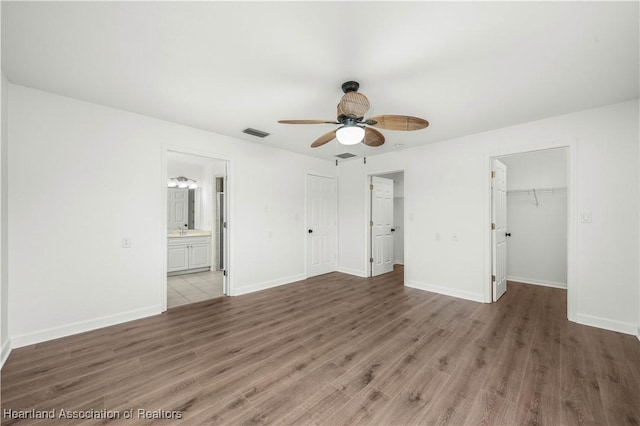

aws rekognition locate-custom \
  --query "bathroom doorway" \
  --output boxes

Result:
[163,149,230,309]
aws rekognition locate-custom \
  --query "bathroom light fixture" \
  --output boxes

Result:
[335,124,365,145]
[168,176,197,189]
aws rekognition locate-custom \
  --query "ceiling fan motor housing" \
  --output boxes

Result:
[341,81,360,93]
[338,92,370,119]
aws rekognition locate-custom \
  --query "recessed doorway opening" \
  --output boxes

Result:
[366,170,405,278]
[162,149,230,310]
[487,145,575,321]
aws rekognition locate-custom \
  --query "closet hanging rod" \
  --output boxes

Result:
[506,186,567,194]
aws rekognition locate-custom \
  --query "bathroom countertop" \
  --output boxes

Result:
[168,230,212,238]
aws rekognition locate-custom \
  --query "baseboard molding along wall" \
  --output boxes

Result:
[576,313,638,336]
[10,305,162,349]
[1,337,11,369]
[405,280,485,303]
[507,276,567,289]
[232,273,306,297]
[337,267,368,278]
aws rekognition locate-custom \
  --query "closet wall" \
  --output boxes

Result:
[501,149,568,288]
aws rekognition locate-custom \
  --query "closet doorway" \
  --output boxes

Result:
[163,150,230,310]
[490,148,569,301]
[367,171,405,277]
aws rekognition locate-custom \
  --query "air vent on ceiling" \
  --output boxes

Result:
[243,128,270,138]
[335,152,356,159]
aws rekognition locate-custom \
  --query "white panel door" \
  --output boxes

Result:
[167,188,189,230]
[306,175,337,277]
[371,176,394,276]
[492,159,508,301]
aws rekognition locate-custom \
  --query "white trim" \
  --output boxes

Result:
[405,280,485,303]
[637,326,639,342]
[1,337,11,368]
[394,261,405,266]
[576,313,637,336]
[507,276,567,289]
[231,273,306,297]
[483,141,577,323]
[10,305,162,349]
[337,267,368,278]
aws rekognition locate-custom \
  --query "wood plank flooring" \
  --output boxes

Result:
[2,266,639,425]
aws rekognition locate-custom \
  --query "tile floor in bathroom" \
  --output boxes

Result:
[167,270,224,308]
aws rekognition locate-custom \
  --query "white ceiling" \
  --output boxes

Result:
[2,1,638,161]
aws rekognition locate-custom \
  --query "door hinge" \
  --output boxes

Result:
[223,270,227,277]
[491,171,496,178]
[492,275,496,282]
[369,257,374,263]
[370,184,374,190]
[370,220,373,227]
[491,223,496,230]
[223,222,227,229]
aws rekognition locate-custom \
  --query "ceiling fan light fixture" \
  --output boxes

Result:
[336,125,365,145]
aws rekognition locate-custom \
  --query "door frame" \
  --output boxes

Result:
[304,173,338,278]
[365,169,405,278]
[161,145,233,311]
[483,141,577,322]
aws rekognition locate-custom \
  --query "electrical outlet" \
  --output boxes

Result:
[435,232,440,241]
[121,237,132,248]
[452,233,458,242]
[581,212,592,223]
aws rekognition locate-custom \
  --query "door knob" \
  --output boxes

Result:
[308,229,313,234]
[505,232,511,237]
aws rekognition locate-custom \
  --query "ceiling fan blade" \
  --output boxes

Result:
[278,120,338,124]
[368,115,429,131]
[311,130,337,148]
[363,127,385,147]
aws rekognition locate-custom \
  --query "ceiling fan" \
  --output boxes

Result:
[278,81,429,148]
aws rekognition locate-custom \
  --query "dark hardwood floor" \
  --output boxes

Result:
[2,266,639,425]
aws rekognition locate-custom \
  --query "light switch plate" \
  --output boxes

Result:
[581,212,592,223]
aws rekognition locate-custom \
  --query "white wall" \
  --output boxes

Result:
[501,149,568,191]
[0,72,9,367]
[338,99,639,335]
[8,84,335,347]
[501,150,568,288]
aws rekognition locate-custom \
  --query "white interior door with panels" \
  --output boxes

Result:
[306,175,337,277]
[371,176,394,276]
[167,188,188,230]
[492,158,508,301]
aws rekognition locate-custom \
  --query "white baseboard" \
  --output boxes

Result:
[576,313,637,336]
[337,267,368,278]
[10,305,162,349]
[637,325,640,343]
[507,276,567,289]
[232,273,306,297]
[394,261,404,266]
[405,280,485,303]
[1,337,11,369]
